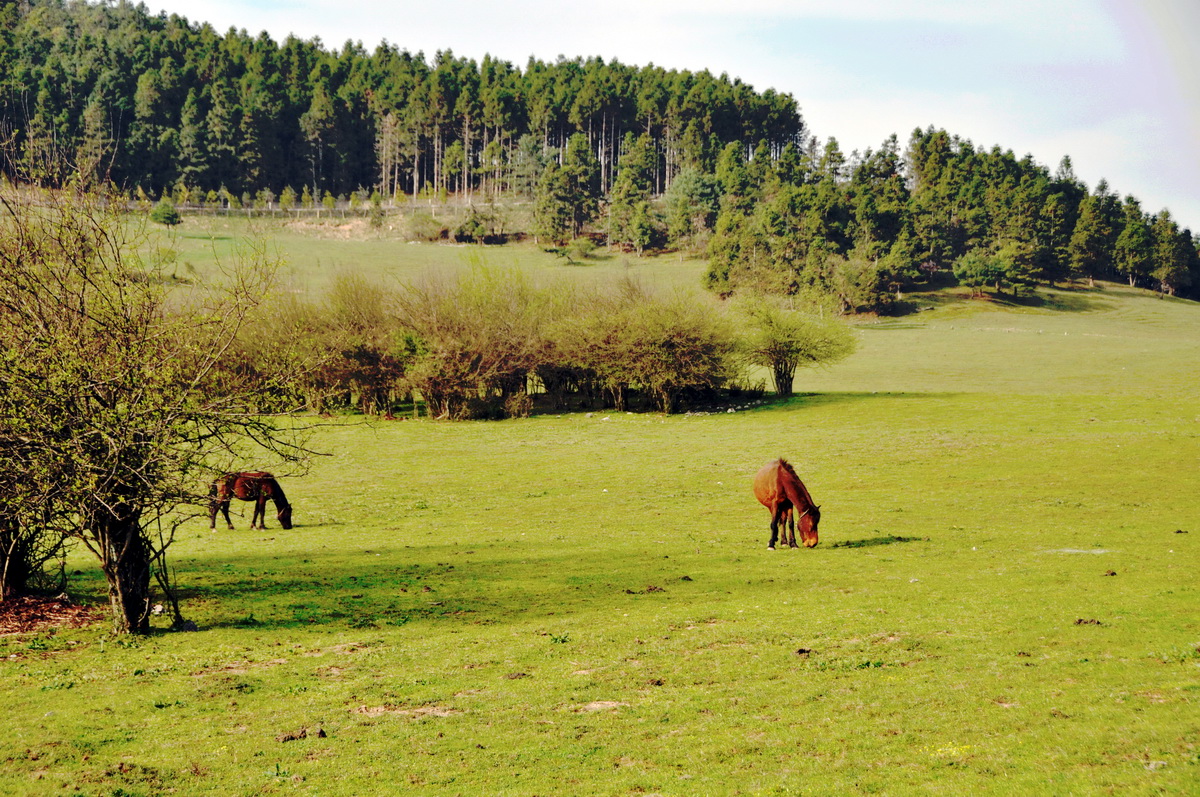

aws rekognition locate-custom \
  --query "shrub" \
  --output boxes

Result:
[149,199,181,226]
[396,269,548,419]
[733,295,857,397]
[550,279,737,412]
[405,213,449,242]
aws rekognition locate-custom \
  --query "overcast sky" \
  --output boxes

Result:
[144,0,1200,229]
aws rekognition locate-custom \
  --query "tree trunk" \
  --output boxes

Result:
[98,512,152,634]
[772,363,795,397]
[0,519,33,600]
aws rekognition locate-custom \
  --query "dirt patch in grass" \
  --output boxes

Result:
[353,704,461,718]
[576,701,629,712]
[284,219,371,239]
[0,595,104,635]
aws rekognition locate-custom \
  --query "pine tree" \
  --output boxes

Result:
[1114,196,1153,287]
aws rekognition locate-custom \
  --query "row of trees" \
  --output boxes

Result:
[524,126,1200,308]
[229,270,856,421]
[0,0,802,199]
[699,130,1200,306]
[0,183,307,632]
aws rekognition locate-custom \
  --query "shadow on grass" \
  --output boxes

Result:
[830,535,928,549]
[62,526,932,634]
[131,547,580,632]
[988,290,1112,313]
[180,234,234,241]
[765,392,957,412]
[898,285,1115,315]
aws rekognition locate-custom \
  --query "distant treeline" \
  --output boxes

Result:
[2,0,1197,304]
[701,129,1200,306]
[0,0,801,198]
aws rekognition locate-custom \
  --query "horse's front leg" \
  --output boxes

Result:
[252,497,266,529]
[786,507,798,548]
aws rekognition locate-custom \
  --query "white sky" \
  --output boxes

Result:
[144,0,1200,229]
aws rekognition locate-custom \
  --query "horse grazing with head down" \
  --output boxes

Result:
[209,472,293,530]
[754,458,821,549]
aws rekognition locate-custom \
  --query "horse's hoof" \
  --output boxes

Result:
[767,546,775,551]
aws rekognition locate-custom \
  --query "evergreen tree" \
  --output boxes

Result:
[1151,210,1191,296]
[664,166,719,249]
[607,133,657,253]
[1068,187,1114,285]
[561,132,600,236]
[1114,196,1153,287]
[532,163,574,245]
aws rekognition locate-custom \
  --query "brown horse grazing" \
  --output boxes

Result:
[753,459,821,549]
[209,472,293,530]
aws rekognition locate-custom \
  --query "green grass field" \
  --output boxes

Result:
[2,225,1198,794]
[152,214,708,297]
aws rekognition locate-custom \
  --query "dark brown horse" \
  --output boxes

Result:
[753,459,820,549]
[209,472,293,530]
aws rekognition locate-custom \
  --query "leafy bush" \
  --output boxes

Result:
[550,279,737,413]
[396,269,548,419]
[404,213,449,242]
[149,199,181,226]
[733,295,857,396]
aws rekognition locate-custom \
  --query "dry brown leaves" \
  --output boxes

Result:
[0,595,104,635]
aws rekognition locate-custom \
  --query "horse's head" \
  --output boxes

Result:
[799,505,821,548]
[277,504,294,530]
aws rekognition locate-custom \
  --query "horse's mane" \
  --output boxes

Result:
[265,476,289,508]
[777,458,816,508]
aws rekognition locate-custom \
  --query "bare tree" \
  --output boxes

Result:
[0,183,311,632]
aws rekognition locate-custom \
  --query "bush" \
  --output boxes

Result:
[550,279,737,413]
[149,199,181,226]
[733,295,857,397]
[953,248,1004,295]
[405,213,449,242]
[396,268,548,419]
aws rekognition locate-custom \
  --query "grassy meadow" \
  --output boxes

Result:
[2,220,1199,795]
[149,213,709,296]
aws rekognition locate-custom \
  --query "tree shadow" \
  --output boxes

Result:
[766,392,956,412]
[989,289,1113,313]
[829,535,928,549]
[180,234,234,241]
[891,284,1115,315]
[129,546,627,632]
